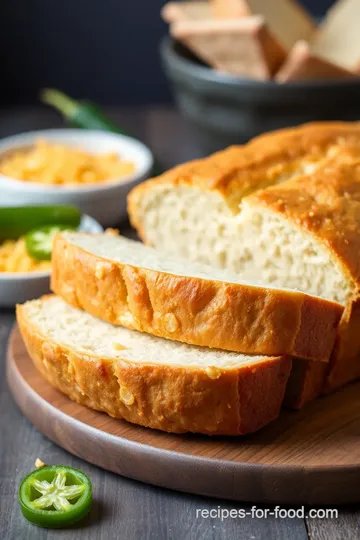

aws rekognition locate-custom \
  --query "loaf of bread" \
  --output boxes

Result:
[128,122,360,402]
[51,231,342,360]
[17,296,292,435]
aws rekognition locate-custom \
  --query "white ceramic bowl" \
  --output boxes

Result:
[0,214,103,308]
[0,129,153,226]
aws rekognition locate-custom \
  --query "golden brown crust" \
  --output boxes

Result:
[128,122,360,222]
[16,300,292,436]
[51,234,342,361]
[323,296,360,393]
[283,358,328,409]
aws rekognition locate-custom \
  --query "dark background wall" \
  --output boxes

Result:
[0,0,335,106]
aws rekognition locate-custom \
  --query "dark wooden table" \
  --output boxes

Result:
[0,107,359,540]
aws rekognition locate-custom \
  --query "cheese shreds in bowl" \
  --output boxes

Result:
[0,238,51,273]
[0,139,135,185]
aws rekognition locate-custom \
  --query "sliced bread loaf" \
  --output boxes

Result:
[51,231,342,361]
[128,122,360,404]
[16,295,292,435]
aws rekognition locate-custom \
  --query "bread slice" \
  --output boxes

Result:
[311,0,360,73]
[16,295,292,435]
[170,17,285,79]
[128,122,360,404]
[211,0,315,51]
[51,231,342,361]
[276,41,357,82]
[161,2,211,24]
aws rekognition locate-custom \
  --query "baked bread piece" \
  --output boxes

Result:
[170,17,285,79]
[311,0,360,73]
[128,122,360,404]
[17,296,292,436]
[211,0,315,51]
[51,232,342,361]
[276,41,357,82]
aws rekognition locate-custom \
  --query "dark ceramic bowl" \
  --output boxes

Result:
[161,37,360,154]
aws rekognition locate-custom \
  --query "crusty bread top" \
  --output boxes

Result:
[128,122,360,216]
[18,295,279,370]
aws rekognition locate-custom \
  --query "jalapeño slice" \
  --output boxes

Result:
[25,224,75,261]
[19,465,92,528]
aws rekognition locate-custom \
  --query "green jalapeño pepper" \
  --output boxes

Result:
[41,88,162,176]
[0,205,81,242]
[41,88,125,134]
[25,224,75,261]
[19,465,92,528]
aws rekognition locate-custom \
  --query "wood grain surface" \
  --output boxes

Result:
[1,107,360,540]
[7,322,360,506]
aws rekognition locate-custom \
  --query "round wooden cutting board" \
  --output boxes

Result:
[6,325,360,505]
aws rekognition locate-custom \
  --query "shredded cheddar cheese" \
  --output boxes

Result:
[0,139,135,185]
[0,238,51,273]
